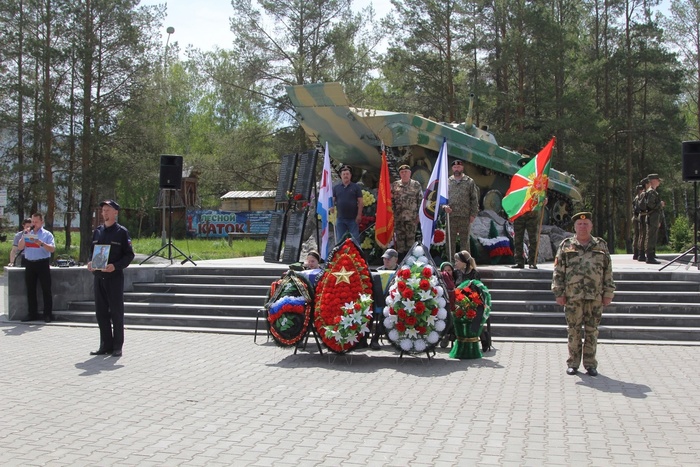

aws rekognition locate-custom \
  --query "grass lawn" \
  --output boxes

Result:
[0,231,266,269]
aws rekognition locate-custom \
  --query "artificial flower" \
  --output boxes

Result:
[382,247,448,354]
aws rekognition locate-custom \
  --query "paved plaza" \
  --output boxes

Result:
[2,257,700,466]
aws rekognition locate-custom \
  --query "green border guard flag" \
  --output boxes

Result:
[502,137,554,221]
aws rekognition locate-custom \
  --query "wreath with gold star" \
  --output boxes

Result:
[314,237,374,353]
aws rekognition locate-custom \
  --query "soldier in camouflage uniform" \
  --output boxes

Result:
[443,160,480,260]
[391,164,423,257]
[644,174,665,264]
[631,183,644,260]
[552,212,615,377]
[636,177,650,262]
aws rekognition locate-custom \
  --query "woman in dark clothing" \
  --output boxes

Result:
[453,250,480,286]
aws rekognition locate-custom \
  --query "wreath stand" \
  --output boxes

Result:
[294,325,324,355]
[399,349,436,360]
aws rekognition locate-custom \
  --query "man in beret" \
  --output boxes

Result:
[636,177,650,261]
[331,165,363,243]
[552,211,615,377]
[442,159,480,259]
[87,200,135,357]
[631,183,645,260]
[391,164,423,258]
[643,174,665,264]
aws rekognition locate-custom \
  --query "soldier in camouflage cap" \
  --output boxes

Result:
[643,174,665,264]
[552,211,616,377]
[631,183,645,260]
[391,164,423,258]
[636,177,650,261]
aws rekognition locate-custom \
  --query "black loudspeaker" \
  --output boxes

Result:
[682,141,700,181]
[160,154,183,189]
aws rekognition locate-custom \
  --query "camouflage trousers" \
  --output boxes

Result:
[645,211,661,258]
[395,220,417,254]
[565,299,603,369]
[448,215,471,260]
[637,214,647,255]
[513,211,539,266]
[632,217,640,255]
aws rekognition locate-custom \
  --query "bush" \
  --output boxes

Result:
[670,216,693,252]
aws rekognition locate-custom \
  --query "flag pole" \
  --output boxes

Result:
[532,205,546,264]
[446,211,452,260]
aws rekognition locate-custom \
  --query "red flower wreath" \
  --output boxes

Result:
[314,238,374,353]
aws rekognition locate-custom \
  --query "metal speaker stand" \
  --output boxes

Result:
[141,189,196,266]
[660,180,698,271]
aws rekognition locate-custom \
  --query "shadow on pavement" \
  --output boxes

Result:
[75,357,124,377]
[1,321,45,337]
[266,348,504,376]
[575,373,651,399]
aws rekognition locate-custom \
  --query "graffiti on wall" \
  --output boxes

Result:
[187,210,274,238]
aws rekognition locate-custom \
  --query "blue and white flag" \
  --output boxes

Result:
[419,138,449,249]
[317,142,334,260]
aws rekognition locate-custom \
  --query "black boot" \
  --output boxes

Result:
[632,248,638,260]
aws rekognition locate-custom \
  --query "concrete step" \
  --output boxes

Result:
[491,311,700,327]
[480,278,700,292]
[490,300,700,314]
[488,289,700,303]
[122,292,267,307]
[162,274,281,286]
[132,283,272,296]
[490,323,700,341]
[55,310,262,330]
[69,301,262,318]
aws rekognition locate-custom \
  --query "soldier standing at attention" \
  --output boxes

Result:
[636,177,650,262]
[391,164,423,259]
[644,174,665,264]
[88,200,135,357]
[631,183,645,260]
[552,212,615,377]
[442,160,479,259]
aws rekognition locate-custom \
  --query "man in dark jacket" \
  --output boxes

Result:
[87,200,135,357]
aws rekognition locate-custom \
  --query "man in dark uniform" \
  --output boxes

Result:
[636,177,650,262]
[88,200,135,357]
[644,174,665,264]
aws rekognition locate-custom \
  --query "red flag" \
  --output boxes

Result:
[375,149,394,248]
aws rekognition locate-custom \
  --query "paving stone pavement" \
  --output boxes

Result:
[1,320,700,466]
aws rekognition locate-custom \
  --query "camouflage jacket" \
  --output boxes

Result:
[552,236,616,301]
[447,175,479,218]
[391,179,423,221]
[644,187,662,214]
[632,193,641,220]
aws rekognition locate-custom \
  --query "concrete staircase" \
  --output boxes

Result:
[60,267,284,334]
[479,269,700,343]
[57,265,700,343]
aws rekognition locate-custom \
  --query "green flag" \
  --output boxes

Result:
[501,138,554,221]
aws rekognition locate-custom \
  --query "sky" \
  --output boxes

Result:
[140,0,672,57]
[140,0,392,56]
